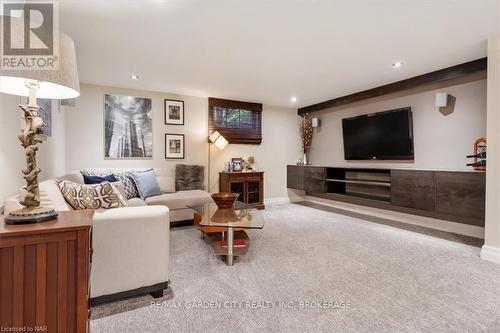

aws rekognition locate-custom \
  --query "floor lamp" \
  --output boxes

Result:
[208,131,228,193]
[0,31,80,224]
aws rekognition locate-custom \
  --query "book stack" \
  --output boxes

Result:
[220,239,246,248]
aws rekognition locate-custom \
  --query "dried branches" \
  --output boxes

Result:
[299,116,313,154]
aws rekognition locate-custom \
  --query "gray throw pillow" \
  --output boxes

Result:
[175,164,205,191]
[130,169,162,199]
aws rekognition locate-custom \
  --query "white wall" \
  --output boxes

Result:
[0,96,66,207]
[309,79,487,171]
[65,83,302,200]
[65,84,208,172]
[210,106,302,199]
[483,36,500,264]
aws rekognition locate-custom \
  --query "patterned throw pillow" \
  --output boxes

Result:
[80,170,139,199]
[56,179,128,210]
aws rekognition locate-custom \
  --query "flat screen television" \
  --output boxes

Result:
[342,107,414,160]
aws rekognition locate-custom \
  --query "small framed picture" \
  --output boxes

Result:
[232,158,243,172]
[25,97,52,137]
[165,133,185,159]
[164,99,184,125]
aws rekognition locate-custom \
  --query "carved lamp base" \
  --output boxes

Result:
[4,207,58,225]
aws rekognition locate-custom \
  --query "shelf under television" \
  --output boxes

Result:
[324,191,391,203]
[325,179,391,187]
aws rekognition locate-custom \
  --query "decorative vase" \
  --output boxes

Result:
[303,153,308,165]
[211,192,239,209]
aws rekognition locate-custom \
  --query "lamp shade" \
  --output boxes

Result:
[0,19,80,99]
[209,130,229,150]
[214,135,229,150]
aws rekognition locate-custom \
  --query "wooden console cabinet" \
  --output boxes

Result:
[219,171,264,209]
[287,165,486,226]
[0,210,93,333]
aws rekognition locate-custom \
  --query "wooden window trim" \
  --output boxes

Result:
[208,97,262,145]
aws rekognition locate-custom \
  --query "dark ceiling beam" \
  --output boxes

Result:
[298,57,487,115]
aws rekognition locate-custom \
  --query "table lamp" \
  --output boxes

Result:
[208,130,228,192]
[0,30,80,224]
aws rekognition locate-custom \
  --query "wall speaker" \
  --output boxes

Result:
[435,92,448,108]
[311,117,320,128]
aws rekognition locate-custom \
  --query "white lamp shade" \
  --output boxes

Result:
[214,135,229,150]
[0,18,80,99]
[209,130,229,150]
[209,130,222,143]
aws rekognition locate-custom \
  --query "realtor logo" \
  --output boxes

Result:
[1,1,59,70]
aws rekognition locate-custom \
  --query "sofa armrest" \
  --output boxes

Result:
[90,206,170,298]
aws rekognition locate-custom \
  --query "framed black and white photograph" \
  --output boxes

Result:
[25,98,53,137]
[37,98,52,137]
[104,94,153,159]
[165,133,185,159]
[164,99,184,125]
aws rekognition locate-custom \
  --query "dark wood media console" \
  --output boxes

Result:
[287,165,486,227]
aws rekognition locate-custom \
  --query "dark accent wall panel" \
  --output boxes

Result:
[287,165,486,226]
[298,58,487,115]
[286,165,304,190]
[391,170,435,211]
[304,167,326,193]
[435,171,486,222]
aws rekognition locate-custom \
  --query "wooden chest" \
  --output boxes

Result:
[0,210,93,333]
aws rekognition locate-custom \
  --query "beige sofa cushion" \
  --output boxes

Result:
[145,190,212,210]
[90,205,170,298]
[4,179,72,215]
[127,197,148,207]
[152,168,175,193]
[61,172,84,184]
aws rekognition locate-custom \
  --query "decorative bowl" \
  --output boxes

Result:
[212,209,240,223]
[211,192,239,209]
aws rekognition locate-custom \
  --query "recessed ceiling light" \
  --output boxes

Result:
[291,96,297,103]
[130,74,139,80]
[392,61,403,69]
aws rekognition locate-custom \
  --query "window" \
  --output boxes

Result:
[208,98,262,144]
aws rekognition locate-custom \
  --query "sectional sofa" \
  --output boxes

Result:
[4,168,212,303]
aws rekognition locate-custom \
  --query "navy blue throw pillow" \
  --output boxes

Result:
[83,174,118,184]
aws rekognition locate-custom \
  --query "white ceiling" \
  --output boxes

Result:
[59,0,500,108]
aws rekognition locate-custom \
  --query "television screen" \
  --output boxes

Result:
[342,107,414,160]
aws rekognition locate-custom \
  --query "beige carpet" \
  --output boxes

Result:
[90,203,500,333]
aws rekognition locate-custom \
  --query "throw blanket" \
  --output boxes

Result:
[175,164,205,191]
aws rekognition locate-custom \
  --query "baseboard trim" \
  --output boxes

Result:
[304,196,484,239]
[264,196,306,206]
[264,197,290,206]
[481,245,500,264]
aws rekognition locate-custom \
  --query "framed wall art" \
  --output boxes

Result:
[37,98,52,137]
[165,133,185,159]
[25,97,52,137]
[231,157,243,172]
[165,99,184,125]
[104,94,153,159]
